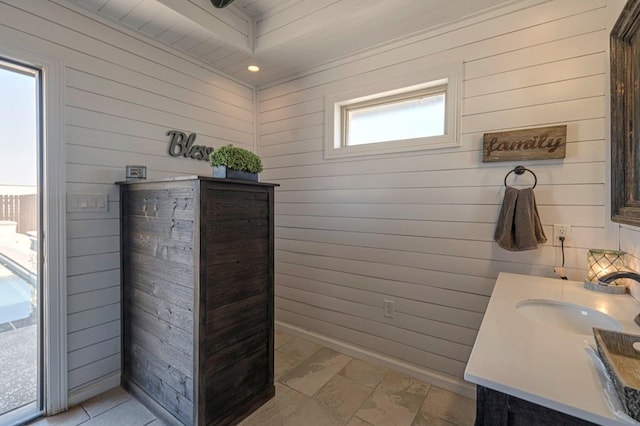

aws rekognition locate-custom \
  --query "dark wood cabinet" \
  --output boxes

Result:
[118,176,277,426]
[475,386,598,426]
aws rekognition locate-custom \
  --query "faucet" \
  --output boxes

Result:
[598,271,640,327]
[598,271,640,285]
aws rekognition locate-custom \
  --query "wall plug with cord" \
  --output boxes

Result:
[554,235,568,280]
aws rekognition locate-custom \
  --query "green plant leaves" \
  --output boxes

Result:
[208,145,263,173]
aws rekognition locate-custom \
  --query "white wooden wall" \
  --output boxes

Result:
[0,0,254,399]
[258,0,609,381]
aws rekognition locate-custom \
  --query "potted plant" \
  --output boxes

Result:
[209,145,263,181]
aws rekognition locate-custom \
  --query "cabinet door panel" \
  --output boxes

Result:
[206,219,269,241]
[204,293,269,353]
[207,199,268,220]
[205,332,268,376]
[204,348,269,421]
[207,261,269,308]
[207,237,268,265]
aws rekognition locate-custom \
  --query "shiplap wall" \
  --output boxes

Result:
[258,0,609,383]
[0,0,254,399]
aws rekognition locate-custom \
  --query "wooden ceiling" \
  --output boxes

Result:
[68,0,528,86]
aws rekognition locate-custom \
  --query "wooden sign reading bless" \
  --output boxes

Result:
[482,125,567,162]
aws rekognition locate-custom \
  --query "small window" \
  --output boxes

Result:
[343,87,446,146]
[325,64,461,159]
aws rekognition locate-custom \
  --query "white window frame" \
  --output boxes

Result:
[0,41,67,417]
[325,62,462,160]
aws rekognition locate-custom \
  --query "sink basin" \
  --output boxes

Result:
[516,299,623,335]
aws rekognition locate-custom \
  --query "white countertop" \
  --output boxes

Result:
[465,272,640,425]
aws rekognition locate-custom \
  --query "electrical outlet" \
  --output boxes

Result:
[383,300,395,318]
[553,224,571,246]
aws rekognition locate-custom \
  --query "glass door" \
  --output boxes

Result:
[0,58,42,424]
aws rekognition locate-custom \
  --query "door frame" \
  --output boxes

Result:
[0,42,67,415]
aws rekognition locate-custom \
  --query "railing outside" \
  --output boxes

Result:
[0,194,37,234]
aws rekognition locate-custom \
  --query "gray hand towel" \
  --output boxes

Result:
[494,186,547,251]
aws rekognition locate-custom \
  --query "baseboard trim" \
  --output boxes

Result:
[67,372,121,407]
[276,320,476,399]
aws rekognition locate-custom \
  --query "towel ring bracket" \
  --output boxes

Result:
[504,165,537,188]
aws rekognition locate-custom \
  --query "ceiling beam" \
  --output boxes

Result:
[154,0,253,53]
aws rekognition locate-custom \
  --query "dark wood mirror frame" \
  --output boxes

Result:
[612,0,640,226]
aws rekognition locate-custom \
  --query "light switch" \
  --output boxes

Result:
[67,193,109,213]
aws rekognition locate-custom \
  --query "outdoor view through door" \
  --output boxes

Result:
[0,59,41,421]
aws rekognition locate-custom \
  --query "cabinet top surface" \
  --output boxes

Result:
[116,175,279,187]
[465,272,640,426]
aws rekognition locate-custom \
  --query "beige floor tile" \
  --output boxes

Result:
[28,406,89,426]
[339,359,388,388]
[81,398,155,426]
[415,387,475,426]
[347,417,374,426]
[81,386,131,418]
[313,375,372,423]
[281,348,352,397]
[275,350,303,380]
[277,337,322,361]
[355,371,431,426]
[275,330,294,349]
[376,372,430,397]
[412,413,456,426]
[283,398,344,426]
[240,383,308,426]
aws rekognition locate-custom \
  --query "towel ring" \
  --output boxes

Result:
[504,165,537,188]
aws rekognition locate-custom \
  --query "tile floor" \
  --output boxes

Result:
[27,330,475,426]
[27,387,160,426]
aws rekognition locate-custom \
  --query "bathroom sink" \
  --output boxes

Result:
[516,299,623,335]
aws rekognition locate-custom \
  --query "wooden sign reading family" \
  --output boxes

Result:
[482,125,567,162]
[167,130,213,161]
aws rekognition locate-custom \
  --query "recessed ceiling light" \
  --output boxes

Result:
[248,65,260,72]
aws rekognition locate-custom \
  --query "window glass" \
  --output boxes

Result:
[345,92,445,146]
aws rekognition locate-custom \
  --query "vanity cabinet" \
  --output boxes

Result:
[475,386,598,426]
[118,176,277,425]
